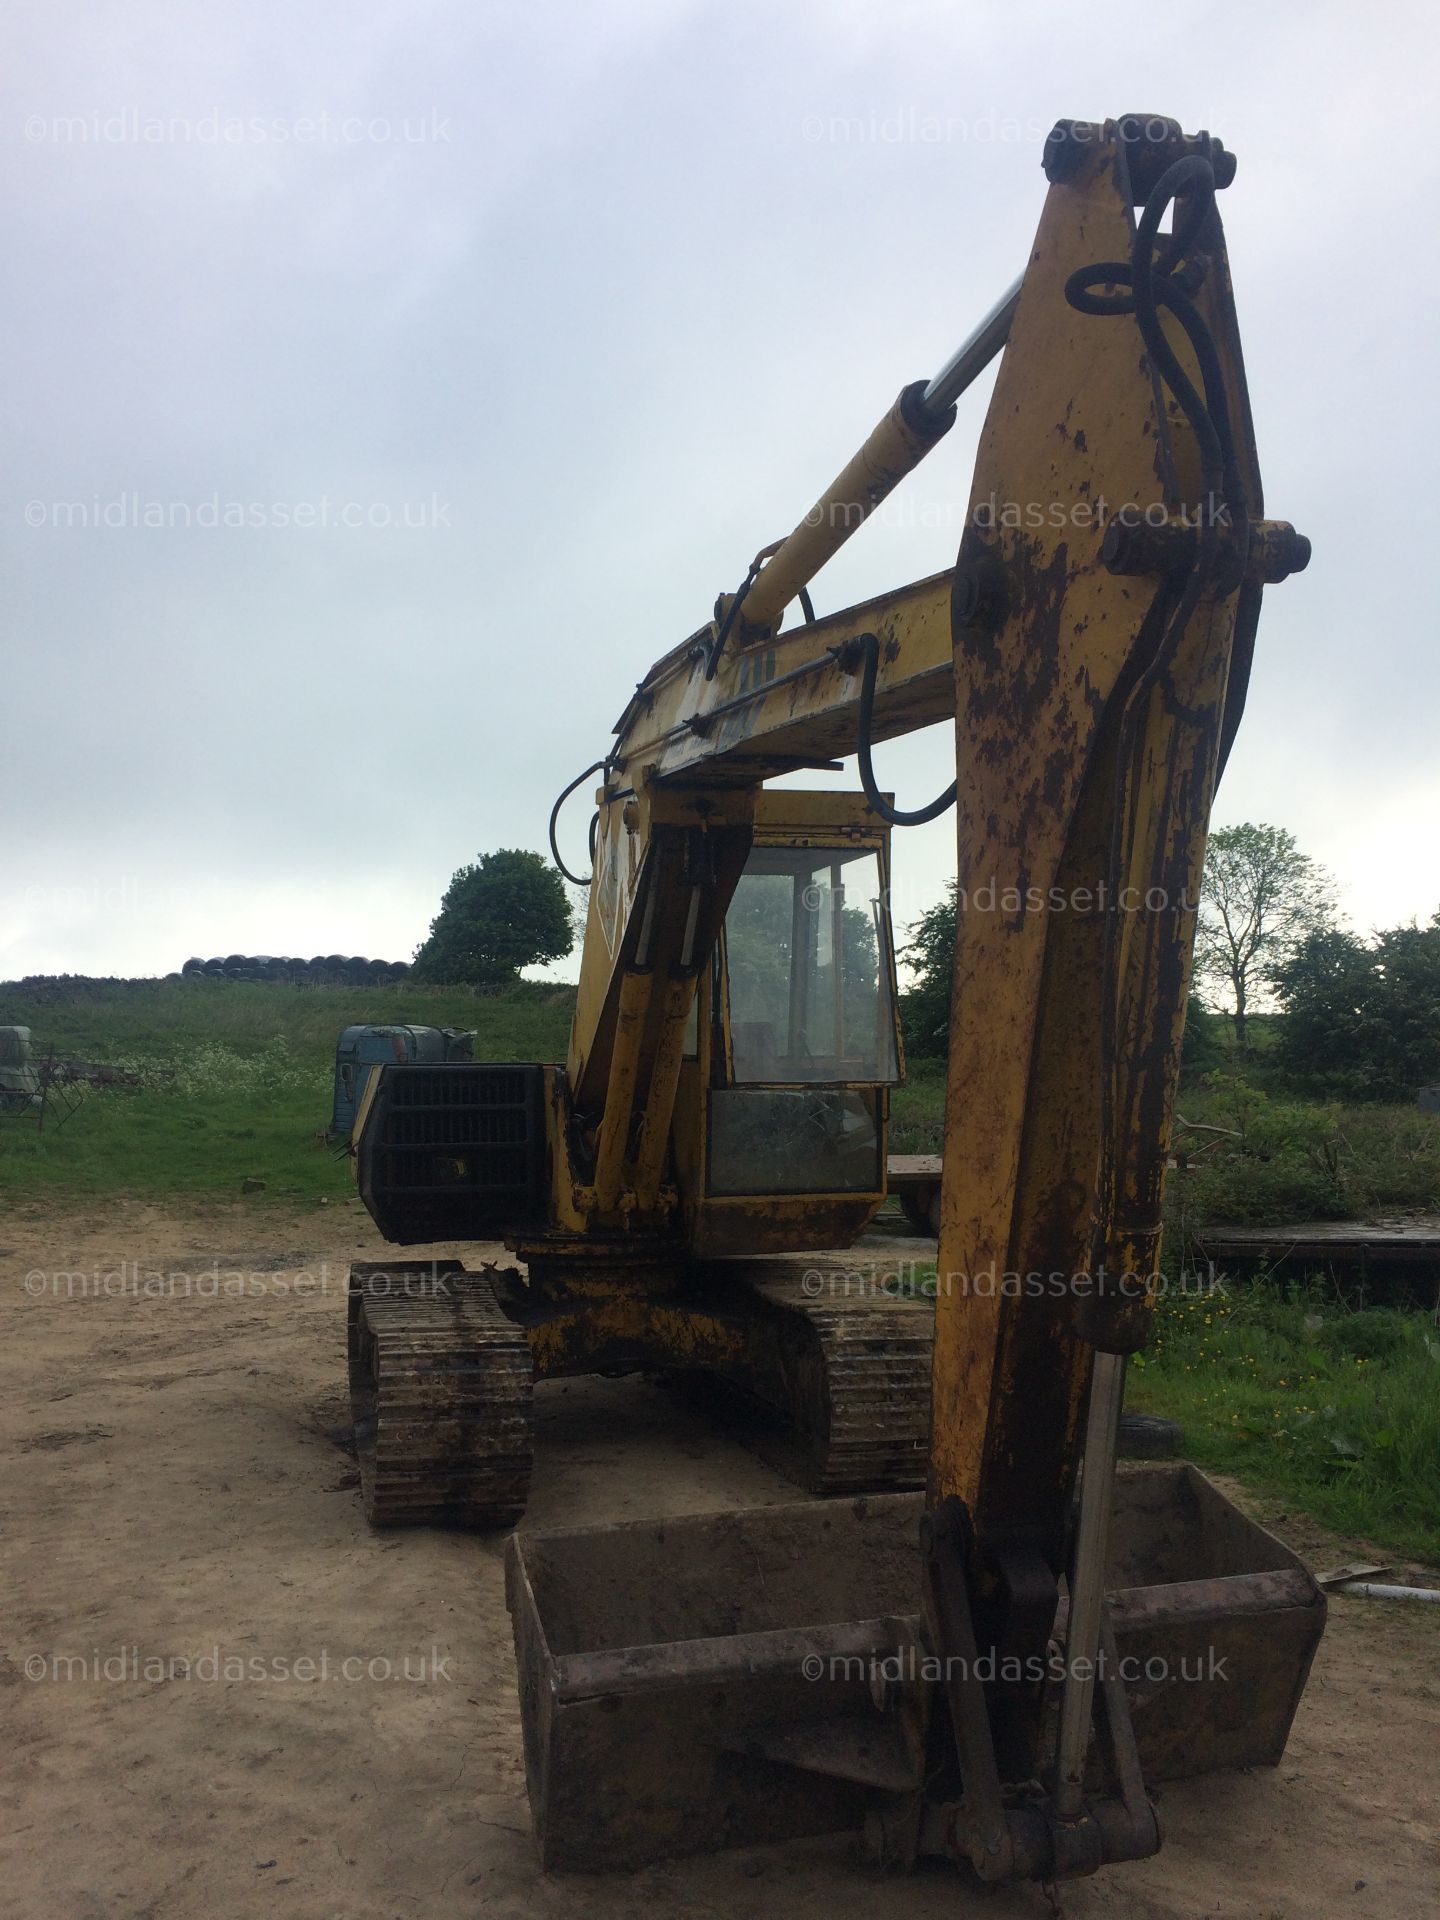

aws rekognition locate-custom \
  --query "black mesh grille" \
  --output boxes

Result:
[390,1068,531,1108]
[358,1063,547,1244]
[381,1109,528,1151]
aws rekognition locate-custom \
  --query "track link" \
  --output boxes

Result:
[347,1262,533,1529]
[740,1265,934,1493]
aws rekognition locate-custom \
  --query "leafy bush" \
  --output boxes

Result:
[1180,1004,1229,1073]
[1167,1074,1440,1225]
[167,1037,323,1098]
[890,1057,946,1152]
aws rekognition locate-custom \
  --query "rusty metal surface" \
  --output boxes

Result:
[723,1711,922,1794]
[513,1288,751,1383]
[1100,1462,1326,1783]
[550,1617,899,1701]
[561,784,904,1255]
[918,150,1301,1801]
[930,127,1183,1539]
[617,570,956,784]
[686,1193,882,1258]
[350,1248,939,1523]
[511,1252,935,1495]
[507,1492,919,1871]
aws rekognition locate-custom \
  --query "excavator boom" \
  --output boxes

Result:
[504,113,1325,1881]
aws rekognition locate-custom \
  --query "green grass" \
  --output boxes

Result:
[875,1253,1440,1564]
[1128,1280,1440,1563]
[0,978,575,1201]
[0,976,575,1062]
[893,1054,1440,1226]
[15,977,1434,1225]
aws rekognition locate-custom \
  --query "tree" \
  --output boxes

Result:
[1275,911,1440,1099]
[900,837,1328,1066]
[412,849,573,987]
[1192,824,1336,1054]
[898,883,958,1058]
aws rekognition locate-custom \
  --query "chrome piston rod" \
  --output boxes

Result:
[919,273,1023,420]
[1054,1349,1128,1821]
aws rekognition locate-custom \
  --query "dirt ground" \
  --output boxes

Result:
[3,1197,1437,1920]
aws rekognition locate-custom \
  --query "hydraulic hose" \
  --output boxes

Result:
[854,630,957,826]
[549,758,609,886]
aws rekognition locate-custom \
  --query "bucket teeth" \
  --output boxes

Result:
[347,1263,533,1529]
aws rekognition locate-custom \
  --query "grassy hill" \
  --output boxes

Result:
[4,976,1437,1227]
[0,977,576,1201]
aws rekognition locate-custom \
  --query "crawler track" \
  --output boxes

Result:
[347,1262,533,1529]
[348,1257,935,1525]
[736,1264,934,1493]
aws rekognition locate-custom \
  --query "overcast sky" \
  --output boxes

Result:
[4,0,1437,982]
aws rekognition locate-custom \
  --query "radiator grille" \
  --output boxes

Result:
[357,1063,547,1244]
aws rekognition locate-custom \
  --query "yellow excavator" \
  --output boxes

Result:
[348,114,1324,1884]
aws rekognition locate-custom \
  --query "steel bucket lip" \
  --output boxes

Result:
[546,1616,909,1704]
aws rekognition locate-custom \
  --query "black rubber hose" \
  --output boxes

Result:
[549,758,609,885]
[1064,154,1243,523]
[704,557,763,679]
[855,630,957,825]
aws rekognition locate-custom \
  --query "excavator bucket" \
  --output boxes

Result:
[506,1464,1325,1871]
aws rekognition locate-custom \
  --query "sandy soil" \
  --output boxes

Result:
[2,1196,1437,1920]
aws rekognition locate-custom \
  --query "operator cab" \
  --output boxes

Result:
[674,791,904,1255]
